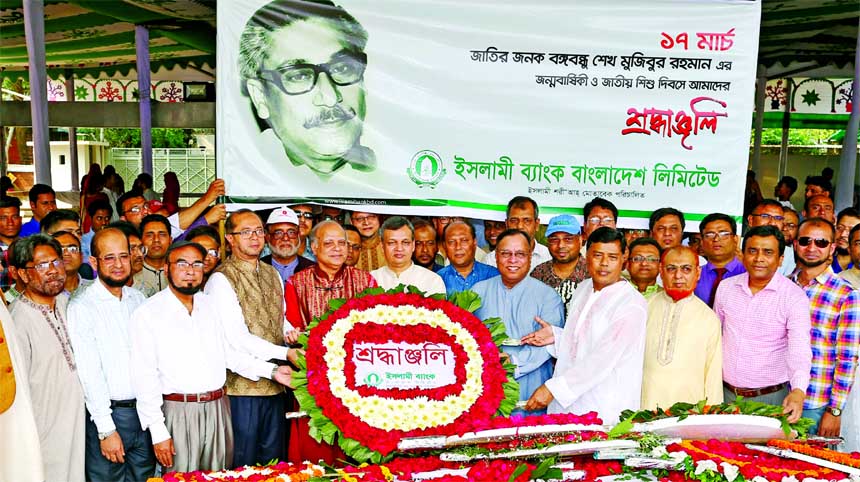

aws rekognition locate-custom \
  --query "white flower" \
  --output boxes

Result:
[694,460,718,475]
[780,477,798,482]
[751,478,769,482]
[650,446,668,458]
[720,462,739,482]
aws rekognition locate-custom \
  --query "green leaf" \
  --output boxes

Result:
[507,462,531,482]
[328,298,346,312]
[448,290,483,313]
[608,417,634,438]
[530,456,557,479]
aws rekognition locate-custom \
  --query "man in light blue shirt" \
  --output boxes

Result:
[67,228,155,481]
[472,229,565,414]
[437,221,498,297]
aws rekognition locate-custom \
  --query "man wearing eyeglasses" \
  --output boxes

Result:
[67,228,155,481]
[239,0,375,178]
[8,234,85,481]
[642,246,723,409]
[485,197,550,274]
[350,211,386,271]
[790,218,860,437]
[290,204,319,261]
[714,225,811,425]
[261,207,315,285]
[694,213,744,307]
[832,208,860,274]
[203,209,300,467]
[626,237,662,298]
[52,231,91,297]
[748,199,796,276]
[184,225,223,287]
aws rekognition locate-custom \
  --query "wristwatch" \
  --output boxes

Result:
[98,429,116,441]
[827,407,842,417]
[271,366,279,379]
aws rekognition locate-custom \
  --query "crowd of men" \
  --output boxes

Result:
[1,171,859,482]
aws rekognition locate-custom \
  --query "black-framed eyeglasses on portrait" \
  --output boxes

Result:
[259,51,367,96]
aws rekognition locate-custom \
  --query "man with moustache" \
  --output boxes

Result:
[8,234,85,481]
[290,204,318,261]
[261,207,315,284]
[832,208,860,273]
[204,210,299,466]
[351,211,385,271]
[473,229,565,413]
[485,197,550,273]
[413,219,443,272]
[522,228,646,422]
[109,222,147,285]
[184,225,223,286]
[68,228,155,481]
[371,216,446,295]
[53,230,91,297]
[130,242,293,472]
[803,194,836,224]
[626,237,662,297]
[284,220,376,463]
[840,224,860,289]
[437,221,498,297]
[783,208,800,245]
[695,213,745,307]
[649,208,685,251]
[641,246,723,409]
[344,225,362,267]
[133,215,172,297]
[748,200,796,276]
[714,226,810,422]
[531,215,588,307]
[790,218,860,436]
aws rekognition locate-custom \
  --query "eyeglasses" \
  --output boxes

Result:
[100,253,131,264]
[631,255,659,263]
[60,245,80,254]
[323,239,348,249]
[127,205,148,215]
[664,264,695,274]
[587,216,615,226]
[206,249,220,259]
[269,229,299,240]
[836,224,857,233]
[783,223,797,230]
[702,231,733,241]
[498,250,529,261]
[797,236,831,248]
[130,244,147,256]
[171,260,205,270]
[352,214,377,224]
[25,258,63,273]
[751,213,784,222]
[259,52,367,96]
[230,228,265,239]
[295,212,315,220]
[347,243,361,251]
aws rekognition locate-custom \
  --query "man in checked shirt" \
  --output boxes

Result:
[791,217,860,437]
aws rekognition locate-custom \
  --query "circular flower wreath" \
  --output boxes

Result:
[291,288,519,463]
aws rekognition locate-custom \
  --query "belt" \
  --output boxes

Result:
[163,387,225,403]
[723,381,788,398]
[110,399,136,409]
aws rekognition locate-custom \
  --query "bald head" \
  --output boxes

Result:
[660,246,701,293]
[92,227,130,259]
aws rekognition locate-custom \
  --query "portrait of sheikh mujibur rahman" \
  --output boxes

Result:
[239,0,376,179]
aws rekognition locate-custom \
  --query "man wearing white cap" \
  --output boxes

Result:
[261,207,315,285]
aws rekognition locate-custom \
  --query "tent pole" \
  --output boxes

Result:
[778,79,793,180]
[23,0,51,186]
[836,19,860,211]
[752,65,766,175]
[135,25,153,176]
[65,70,79,191]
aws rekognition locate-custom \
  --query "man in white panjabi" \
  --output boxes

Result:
[7,234,85,481]
[0,303,45,482]
[642,246,723,409]
[523,227,647,423]
[370,216,446,295]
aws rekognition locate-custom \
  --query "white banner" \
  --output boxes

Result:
[353,341,456,390]
[217,0,761,226]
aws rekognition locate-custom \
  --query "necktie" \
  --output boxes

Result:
[708,267,727,308]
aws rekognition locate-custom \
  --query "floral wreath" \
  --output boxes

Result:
[292,286,519,463]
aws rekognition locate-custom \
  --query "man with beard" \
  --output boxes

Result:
[531,215,588,306]
[344,225,362,267]
[642,246,723,409]
[790,218,860,436]
[185,225,223,287]
[67,228,155,481]
[714,226,810,422]
[695,213,745,307]
[133,215,172,297]
[351,211,385,271]
[521,228,646,422]
[284,220,376,463]
[473,229,564,413]
[204,210,298,467]
[130,241,293,472]
[832,208,860,273]
[8,234,85,481]
[626,237,662,298]
[109,222,146,286]
[52,231,91,297]
[437,221,498,297]
[261,207,315,284]
[413,218,442,272]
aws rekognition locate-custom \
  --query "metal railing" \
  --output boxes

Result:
[107,148,215,203]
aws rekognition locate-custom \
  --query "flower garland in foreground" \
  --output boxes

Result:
[147,461,324,482]
[291,287,519,462]
[768,440,860,469]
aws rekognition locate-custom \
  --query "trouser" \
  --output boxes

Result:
[802,406,827,435]
[722,384,789,406]
[229,394,285,467]
[85,405,155,482]
[163,396,233,472]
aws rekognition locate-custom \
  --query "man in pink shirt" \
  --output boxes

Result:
[713,225,812,422]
